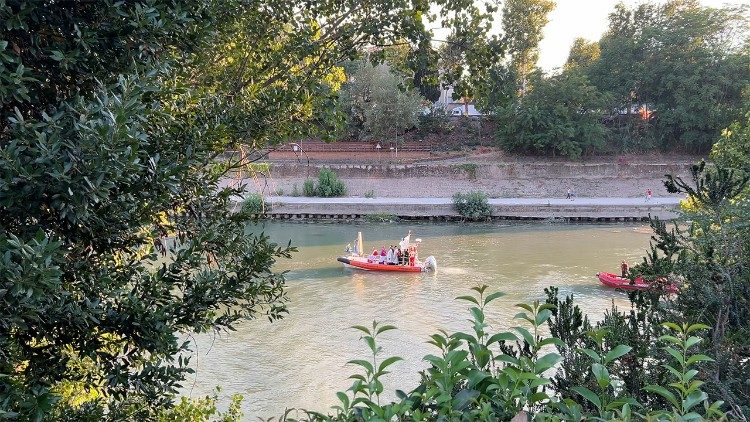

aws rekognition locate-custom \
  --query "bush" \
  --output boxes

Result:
[316,168,347,197]
[291,184,300,197]
[241,193,269,215]
[452,191,492,220]
[302,179,316,197]
[308,287,724,421]
[364,190,375,198]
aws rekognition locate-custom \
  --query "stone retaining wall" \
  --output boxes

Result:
[266,162,691,180]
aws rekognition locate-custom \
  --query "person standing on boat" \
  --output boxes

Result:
[621,260,629,278]
[370,248,379,263]
[380,246,387,264]
[386,246,394,265]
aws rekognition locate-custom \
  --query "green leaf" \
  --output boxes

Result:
[535,309,553,326]
[456,295,479,305]
[684,336,701,349]
[347,359,374,374]
[539,337,566,349]
[515,303,534,313]
[376,324,397,335]
[494,354,520,366]
[513,326,535,347]
[483,291,505,305]
[571,386,602,411]
[643,385,679,408]
[335,392,350,410]
[579,348,601,362]
[534,352,561,373]
[351,325,371,335]
[466,370,491,388]
[378,356,403,373]
[685,354,713,366]
[364,336,377,354]
[470,306,485,323]
[592,363,610,388]
[487,332,517,345]
[604,345,632,364]
[682,390,707,412]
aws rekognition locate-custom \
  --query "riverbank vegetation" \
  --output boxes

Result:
[302,169,348,198]
[323,1,749,158]
[452,191,493,221]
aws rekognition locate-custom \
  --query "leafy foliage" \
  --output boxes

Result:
[241,194,270,215]
[340,62,425,142]
[452,191,492,220]
[587,1,750,152]
[316,169,347,198]
[502,0,556,92]
[497,70,609,158]
[303,179,317,197]
[0,0,442,418]
[289,287,724,421]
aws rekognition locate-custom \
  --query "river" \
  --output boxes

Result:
[184,221,652,418]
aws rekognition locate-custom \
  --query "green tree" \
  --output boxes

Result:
[501,0,556,92]
[496,70,609,158]
[588,1,750,152]
[593,160,750,418]
[0,0,436,419]
[341,62,425,142]
[564,38,601,71]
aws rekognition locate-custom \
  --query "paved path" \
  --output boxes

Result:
[266,196,682,206]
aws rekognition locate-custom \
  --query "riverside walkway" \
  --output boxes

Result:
[259,196,683,221]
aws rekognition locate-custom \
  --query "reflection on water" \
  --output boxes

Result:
[185,221,652,418]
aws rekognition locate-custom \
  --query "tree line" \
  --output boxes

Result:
[329,0,750,158]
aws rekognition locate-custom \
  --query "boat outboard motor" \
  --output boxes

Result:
[423,256,437,272]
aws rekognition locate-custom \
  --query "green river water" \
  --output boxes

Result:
[186,221,654,418]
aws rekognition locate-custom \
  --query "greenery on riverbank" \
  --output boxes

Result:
[303,169,348,197]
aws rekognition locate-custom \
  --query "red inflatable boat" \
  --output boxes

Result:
[597,272,678,294]
[337,231,437,273]
[337,256,425,272]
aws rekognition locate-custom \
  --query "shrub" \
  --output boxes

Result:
[291,184,300,197]
[452,163,478,180]
[316,168,347,197]
[363,213,398,223]
[452,191,492,220]
[241,193,268,215]
[275,188,284,196]
[310,287,724,421]
[364,189,375,198]
[302,179,316,196]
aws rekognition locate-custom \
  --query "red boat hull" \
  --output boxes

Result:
[338,257,423,272]
[597,272,677,293]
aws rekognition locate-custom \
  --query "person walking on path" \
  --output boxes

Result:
[645,188,652,202]
[566,188,575,200]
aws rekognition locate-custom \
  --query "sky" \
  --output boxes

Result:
[535,0,750,72]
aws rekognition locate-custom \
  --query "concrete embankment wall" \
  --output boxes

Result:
[266,162,691,180]
[256,200,679,222]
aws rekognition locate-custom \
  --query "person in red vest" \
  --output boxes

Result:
[621,260,629,278]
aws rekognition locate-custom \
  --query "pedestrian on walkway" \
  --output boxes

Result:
[566,188,573,200]
[645,188,652,202]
